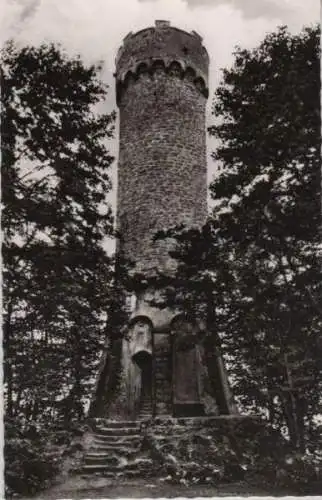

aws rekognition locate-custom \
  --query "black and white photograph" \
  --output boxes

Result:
[2,0,321,498]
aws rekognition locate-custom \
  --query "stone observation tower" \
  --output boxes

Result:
[91,21,235,420]
[116,19,208,275]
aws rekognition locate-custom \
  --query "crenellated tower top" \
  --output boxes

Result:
[115,20,209,105]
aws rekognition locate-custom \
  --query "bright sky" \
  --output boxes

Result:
[3,0,320,251]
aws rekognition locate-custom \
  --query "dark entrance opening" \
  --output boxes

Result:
[132,350,152,416]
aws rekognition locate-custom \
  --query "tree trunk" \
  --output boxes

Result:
[69,324,86,421]
[281,353,304,452]
[4,300,14,418]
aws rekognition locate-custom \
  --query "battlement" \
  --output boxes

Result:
[115,20,209,103]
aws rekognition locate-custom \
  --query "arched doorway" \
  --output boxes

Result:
[128,316,153,417]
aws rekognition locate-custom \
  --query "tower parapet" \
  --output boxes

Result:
[116,20,209,105]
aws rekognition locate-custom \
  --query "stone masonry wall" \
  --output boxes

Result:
[116,23,209,275]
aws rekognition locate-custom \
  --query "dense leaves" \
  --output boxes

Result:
[209,25,320,244]
[150,24,321,485]
[2,41,117,495]
[5,420,60,497]
[207,24,321,449]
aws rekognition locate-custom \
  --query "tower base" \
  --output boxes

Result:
[173,403,205,418]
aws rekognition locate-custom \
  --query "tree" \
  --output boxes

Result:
[2,40,116,426]
[207,24,321,451]
[151,24,321,453]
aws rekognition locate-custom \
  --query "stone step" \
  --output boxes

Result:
[84,454,120,466]
[88,443,139,455]
[80,467,144,478]
[93,420,139,429]
[90,445,140,455]
[80,459,152,475]
[92,435,142,446]
[94,427,141,436]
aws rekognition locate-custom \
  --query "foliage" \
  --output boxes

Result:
[148,23,321,465]
[142,421,322,494]
[4,417,90,498]
[1,39,117,494]
[5,419,61,497]
[207,23,321,451]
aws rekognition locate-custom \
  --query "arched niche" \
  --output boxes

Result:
[123,70,136,88]
[194,76,205,93]
[150,59,166,75]
[194,76,208,98]
[167,60,184,78]
[128,315,153,360]
[184,66,197,82]
[136,62,149,77]
[127,315,153,414]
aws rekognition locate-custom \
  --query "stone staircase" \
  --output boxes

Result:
[80,420,152,478]
[77,415,260,485]
[138,397,152,420]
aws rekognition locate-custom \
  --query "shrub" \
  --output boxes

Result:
[4,419,73,497]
